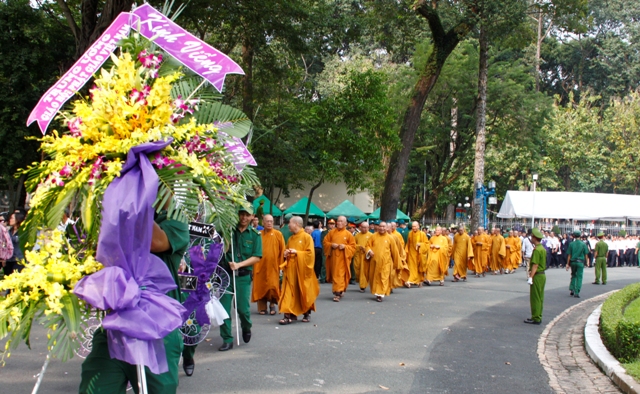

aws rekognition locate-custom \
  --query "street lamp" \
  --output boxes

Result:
[531,173,538,230]
[475,181,497,228]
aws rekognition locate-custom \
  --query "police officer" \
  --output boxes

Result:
[218,205,263,351]
[525,228,546,325]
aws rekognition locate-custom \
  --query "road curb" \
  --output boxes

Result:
[585,303,639,394]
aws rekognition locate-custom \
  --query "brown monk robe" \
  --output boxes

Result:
[365,221,401,302]
[472,227,491,277]
[405,221,429,287]
[389,223,410,288]
[452,226,474,281]
[252,214,285,315]
[323,215,356,302]
[353,222,373,292]
[424,227,450,286]
[279,216,320,325]
[490,228,506,274]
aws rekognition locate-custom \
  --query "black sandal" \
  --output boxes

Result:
[279,314,295,325]
[269,304,277,315]
[302,313,310,323]
[259,310,267,315]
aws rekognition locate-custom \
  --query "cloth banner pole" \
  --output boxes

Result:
[230,229,240,346]
[137,363,149,394]
[31,353,50,394]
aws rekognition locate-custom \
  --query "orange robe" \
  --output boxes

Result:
[472,233,491,274]
[323,228,356,294]
[453,232,474,278]
[391,230,410,287]
[490,234,506,272]
[405,230,428,284]
[504,236,513,271]
[252,228,285,306]
[425,235,449,282]
[366,232,400,296]
[353,231,372,289]
[279,230,319,316]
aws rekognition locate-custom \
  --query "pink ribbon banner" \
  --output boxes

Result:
[27,4,244,135]
[224,136,257,172]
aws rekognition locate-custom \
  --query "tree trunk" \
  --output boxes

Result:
[242,40,254,121]
[379,2,473,222]
[535,9,542,92]
[304,178,323,225]
[471,24,489,231]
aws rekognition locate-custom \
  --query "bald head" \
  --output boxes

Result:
[263,214,274,230]
[288,215,303,233]
[336,216,347,230]
[435,226,442,236]
[412,221,420,232]
[378,221,387,234]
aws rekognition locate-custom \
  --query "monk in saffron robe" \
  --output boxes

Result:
[473,227,491,277]
[279,216,320,325]
[405,221,428,287]
[323,215,356,302]
[389,222,410,288]
[365,221,400,302]
[504,231,513,273]
[511,230,522,273]
[490,228,506,274]
[424,227,449,286]
[353,222,372,292]
[252,214,285,315]
[453,226,473,282]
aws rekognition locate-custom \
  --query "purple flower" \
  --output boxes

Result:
[68,117,83,137]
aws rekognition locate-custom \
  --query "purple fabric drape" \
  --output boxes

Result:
[180,243,223,325]
[74,140,187,374]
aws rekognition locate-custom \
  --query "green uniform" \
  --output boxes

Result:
[280,225,292,244]
[79,214,189,394]
[398,226,409,244]
[594,240,608,284]
[319,229,330,282]
[219,226,262,344]
[529,244,546,323]
[567,239,589,296]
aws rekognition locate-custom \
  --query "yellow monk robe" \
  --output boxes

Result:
[472,233,491,274]
[323,228,356,294]
[252,228,285,309]
[366,232,400,296]
[490,234,506,272]
[279,229,320,316]
[405,230,428,284]
[453,232,474,279]
[513,237,522,270]
[425,235,449,282]
[505,236,518,270]
[445,235,453,277]
[391,230,410,287]
[353,231,373,289]
[503,236,513,271]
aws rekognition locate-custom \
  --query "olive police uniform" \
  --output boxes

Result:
[567,231,589,297]
[79,213,189,394]
[594,233,608,285]
[219,225,262,344]
[529,229,546,324]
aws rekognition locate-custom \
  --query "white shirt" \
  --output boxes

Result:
[522,237,533,258]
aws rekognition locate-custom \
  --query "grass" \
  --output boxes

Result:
[624,297,640,323]
[623,359,640,382]
[622,297,640,382]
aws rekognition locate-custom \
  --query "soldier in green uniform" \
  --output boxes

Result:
[525,228,546,325]
[79,212,189,394]
[593,232,608,285]
[218,205,262,351]
[280,213,293,244]
[319,218,336,283]
[566,230,589,298]
[398,220,409,244]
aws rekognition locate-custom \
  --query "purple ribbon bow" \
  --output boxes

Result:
[180,243,223,325]
[74,140,187,375]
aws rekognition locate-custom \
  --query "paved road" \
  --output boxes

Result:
[2,266,638,393]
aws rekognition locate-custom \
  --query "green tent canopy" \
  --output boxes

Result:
[253,195,282,216]
[283,197,325,217]
[326,200,368,221]
[367,208,410,221]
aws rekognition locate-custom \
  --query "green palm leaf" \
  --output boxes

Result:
[194,101,252,138]
[170,76,223,102]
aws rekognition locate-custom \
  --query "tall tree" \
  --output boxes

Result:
[379,0,476,222]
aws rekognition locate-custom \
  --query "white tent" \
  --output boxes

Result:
[497,191,640,221]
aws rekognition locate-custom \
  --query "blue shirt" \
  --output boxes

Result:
[311,229,322,248]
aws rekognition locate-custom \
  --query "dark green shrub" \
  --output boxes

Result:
[600,283,640,362]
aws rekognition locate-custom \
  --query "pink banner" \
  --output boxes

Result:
[27,13,132,134]
[132,4,244,93]
[224,136,257,172]
[27,4,245,135]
